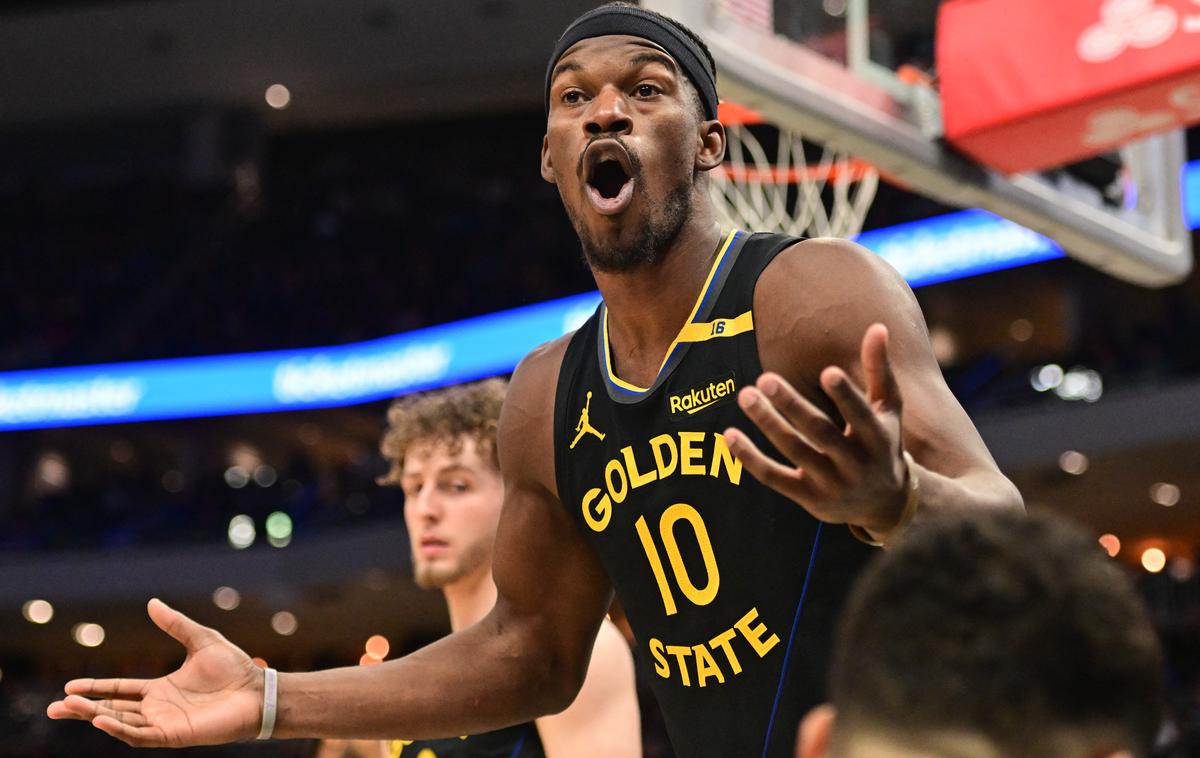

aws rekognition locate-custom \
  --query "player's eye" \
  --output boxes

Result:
[635,83,660,98]
[561,90,584,105]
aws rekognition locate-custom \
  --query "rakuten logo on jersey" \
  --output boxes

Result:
[1077,0,1200,63]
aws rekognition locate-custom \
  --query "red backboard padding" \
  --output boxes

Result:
[938,0,1200,174]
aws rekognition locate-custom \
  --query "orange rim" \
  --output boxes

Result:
[719,159,877,184]
[717,100,767,125]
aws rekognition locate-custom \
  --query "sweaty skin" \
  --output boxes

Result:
[47,33,1020,749]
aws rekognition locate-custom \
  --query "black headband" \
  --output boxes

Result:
[544,5,718,121]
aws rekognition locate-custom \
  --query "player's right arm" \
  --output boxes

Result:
[47,336,617,747]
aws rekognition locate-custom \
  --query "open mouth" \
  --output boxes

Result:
[584,142,635,215]
[591,159,630,199]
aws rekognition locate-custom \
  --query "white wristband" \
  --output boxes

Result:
[256,667,277,740]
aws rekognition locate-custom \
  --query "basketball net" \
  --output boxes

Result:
[712,101,880,239]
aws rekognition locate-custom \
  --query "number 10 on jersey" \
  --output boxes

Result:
[636,503,720,616]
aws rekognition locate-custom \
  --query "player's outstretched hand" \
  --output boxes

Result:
[724,323,909,539]
[46,598,263,747]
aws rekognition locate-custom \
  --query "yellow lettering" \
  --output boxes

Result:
[647,605,778,688]
[604,458,628,504]
[735,607,780,658]
[669,396,682,413]
[649,433,678,478]
[665,645,694,686]
[649,638,670,678]
[710,432,743,485]
[389,740,412,758]
[581,487,611,532]
[679,431,706,475]
[693,644,725,687]
[708,628,743,675]
[660,503,719,608]
[621,445,657,489]
[636,515,678,616]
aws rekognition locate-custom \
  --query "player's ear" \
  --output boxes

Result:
[695,118,726,173]
[796,704,836,758]
[541,134,557,184]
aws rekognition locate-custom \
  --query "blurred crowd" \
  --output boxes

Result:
[0,113,591,372]
[0,412,398,554]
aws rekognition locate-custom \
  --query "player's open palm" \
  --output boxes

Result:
[46,598,263,747]
[725,323,909,536]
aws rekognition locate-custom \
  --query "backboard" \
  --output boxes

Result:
[643,0,1193,287]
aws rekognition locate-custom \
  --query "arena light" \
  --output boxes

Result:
[1058,451,1088,475]
[228,514,256,549]
[1098,534,1120,558]
[365,634,390,660]
[265,84,291,110]
[22,599,54,624]
[1141,548,1167,574]
[213,586,241,611]
[72,623,106,647]
[822,0,847,16]
[1053,367,1103,402]
[224,466,250,489]
[2,167,1198,434]
[271,611,298,636]
[254,465,278,487]
[1150,482,1181,507]
[265,511,292,548]
[1030,364,1065,392]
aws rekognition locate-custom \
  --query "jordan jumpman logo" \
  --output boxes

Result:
[570,391,605,449]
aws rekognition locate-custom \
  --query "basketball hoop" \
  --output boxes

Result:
[712,101,880,239]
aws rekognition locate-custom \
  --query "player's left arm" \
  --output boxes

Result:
[534,618,641,758]
[725,237,1023,543]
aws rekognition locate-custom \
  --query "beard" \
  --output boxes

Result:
[412,536,493,590]
[566,141,695,273]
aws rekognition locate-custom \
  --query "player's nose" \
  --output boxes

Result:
[407,486,442,522]
[585,86,632,137]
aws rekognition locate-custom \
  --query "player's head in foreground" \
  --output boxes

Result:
[379,378,507,591]
[797,510,1164,758]
[541,2,725,273]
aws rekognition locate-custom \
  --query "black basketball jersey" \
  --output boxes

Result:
[388,722,544,758]
[553,230,874,758]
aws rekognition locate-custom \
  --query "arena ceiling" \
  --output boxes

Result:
[0,0,597,128]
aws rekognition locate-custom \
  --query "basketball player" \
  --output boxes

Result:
[796,510,1163,758]
[48,5,1022,756]
[322,379,640,758]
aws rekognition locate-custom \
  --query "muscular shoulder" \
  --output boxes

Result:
[753,237,923,384]
[499,333,575,498]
